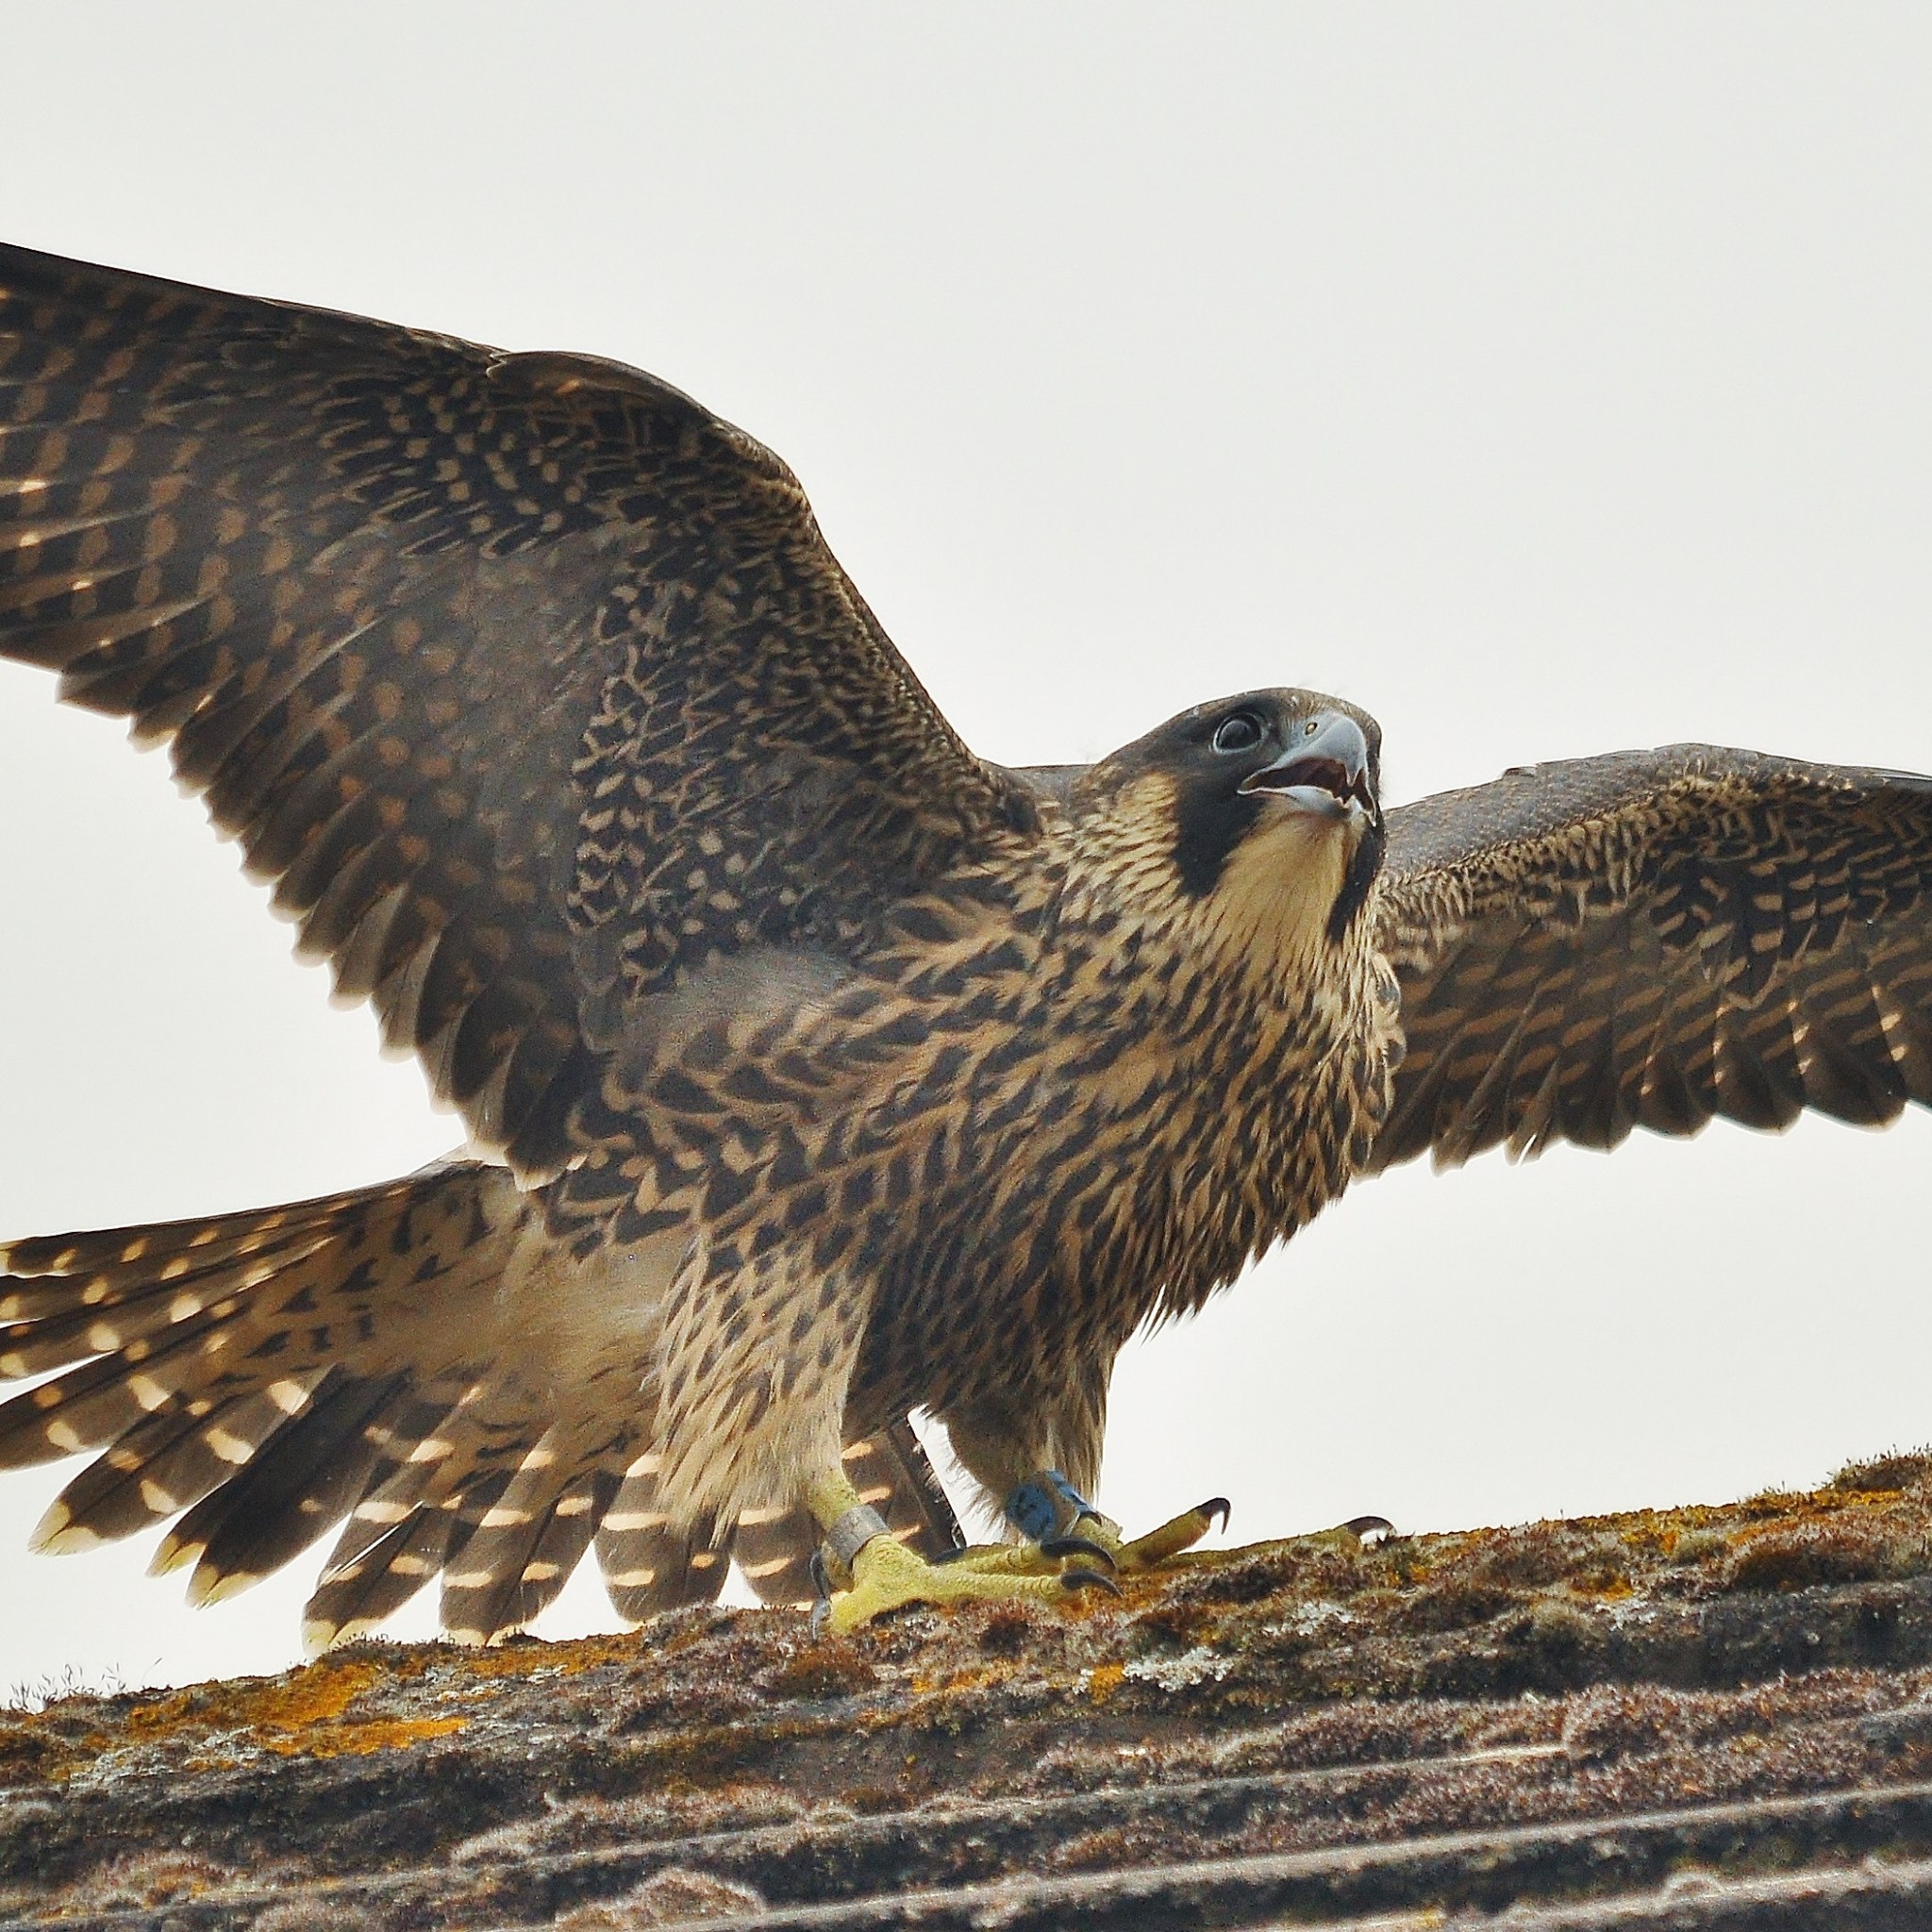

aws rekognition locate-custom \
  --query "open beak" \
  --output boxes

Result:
[1237,712,1375,820]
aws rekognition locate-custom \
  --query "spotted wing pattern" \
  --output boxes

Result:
[0,244,1030,1174]
[1369,746,1932,1170]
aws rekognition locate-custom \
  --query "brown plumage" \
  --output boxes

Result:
[3,243,1931,1644]
[1373,748,1932,1168]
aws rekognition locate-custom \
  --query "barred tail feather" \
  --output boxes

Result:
[306,1444,541,1653]
[0,1301,248,1471]
[440,1432,629,1643]
[596,1449,736,1621]
[32,1371,328,1552]
[0,1165,537,1622]
[4,1167,969,1649]
[301,1372,635,1650]
[523,1469,622,1614]
[0,1233,336,1382]
[863,1416,964,1558]
[304,1506,462,1653]
[157,1370,410,1604]
[1,1193,365,1301]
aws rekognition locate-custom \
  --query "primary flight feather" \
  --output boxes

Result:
[3,244,1928,1644]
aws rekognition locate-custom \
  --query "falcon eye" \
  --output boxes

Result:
[1211,712,1265,755]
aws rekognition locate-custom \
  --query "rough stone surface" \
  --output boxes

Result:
[10,1454,1932,1927]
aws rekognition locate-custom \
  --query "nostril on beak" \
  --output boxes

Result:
[1239,713,1374,811]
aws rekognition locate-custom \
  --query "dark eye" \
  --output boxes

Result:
[1211,711,1264,755]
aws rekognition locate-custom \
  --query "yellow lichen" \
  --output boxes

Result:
[263,1716,467,1757]
[118,1659,467,1758]
[1086,1663,1125,1703]
[237,1660,382,1731]
[443,1631,639,1679]
[120,1661,380,1743]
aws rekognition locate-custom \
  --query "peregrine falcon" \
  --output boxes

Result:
[4,244,1930,1644]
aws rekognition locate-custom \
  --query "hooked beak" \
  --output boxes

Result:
[1237,711,1375,820]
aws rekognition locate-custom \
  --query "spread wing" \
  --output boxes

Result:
[1367,745,1932,1172]
[0,244,1032,1175]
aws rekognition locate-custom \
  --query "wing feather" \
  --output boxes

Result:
[0,244,1031,1176]
[1371,745,1932,1172]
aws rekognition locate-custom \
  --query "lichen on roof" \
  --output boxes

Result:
[8,1454,1932,1928]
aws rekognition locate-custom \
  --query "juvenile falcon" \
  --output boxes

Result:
[4,244,1931,1644]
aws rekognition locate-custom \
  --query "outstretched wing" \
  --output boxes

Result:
[0,244,1031,1175]
[1368,745,1932,1171]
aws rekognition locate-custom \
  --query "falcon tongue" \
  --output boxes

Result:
[1239,713,1374,814]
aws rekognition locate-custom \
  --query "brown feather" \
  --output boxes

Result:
[17,245,1932,1662]
[1373,747,1932,1172]
[0,242,1032,1180]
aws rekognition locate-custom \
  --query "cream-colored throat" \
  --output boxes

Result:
[1201,811,1354,986]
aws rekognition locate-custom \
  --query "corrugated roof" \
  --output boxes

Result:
[9,1455,1932,1928]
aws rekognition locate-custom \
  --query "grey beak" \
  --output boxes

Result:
[1237,712,1374,817]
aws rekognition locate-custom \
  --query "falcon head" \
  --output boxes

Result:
[1082,688,1386,962]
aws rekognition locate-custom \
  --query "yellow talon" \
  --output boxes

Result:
[933,1499,1226,1579]
[1000,1469,1234,1576]
[1111,1496,1232,1571]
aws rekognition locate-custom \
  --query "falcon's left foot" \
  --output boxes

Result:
[993,1468,1231,1574]
[947,1471,1389,1581]
[894,1471,1230,1589]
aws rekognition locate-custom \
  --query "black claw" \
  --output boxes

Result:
[1041,1534,1118,1570]
[1343,1514,1395,1542]
[809,1549,833,1599]
[1198,1496,1232,1533]
[1059,1567,1124,1599]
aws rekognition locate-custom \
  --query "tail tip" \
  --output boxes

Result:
[28,1503,104,1557]
[148,1530,204,1579]
[184,1563,259,1608]
[300,1616,341,1658]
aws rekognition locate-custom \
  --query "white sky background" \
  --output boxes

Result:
[0,5,1929,1693]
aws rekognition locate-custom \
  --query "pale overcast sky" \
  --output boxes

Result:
[1,5,1930,1692]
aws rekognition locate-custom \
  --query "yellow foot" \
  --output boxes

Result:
[817,1529,1114,1634]
[1104,1505,1392,1574]
[936,1495,1230,1582]
[805,1464,1117,1633]
[988,1469,1234,1580]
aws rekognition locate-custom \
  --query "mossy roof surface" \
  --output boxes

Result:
[9,1456,1932,1928]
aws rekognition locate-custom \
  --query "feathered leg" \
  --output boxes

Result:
[653,1241,1092,1632]
[734,1420,962,1604]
